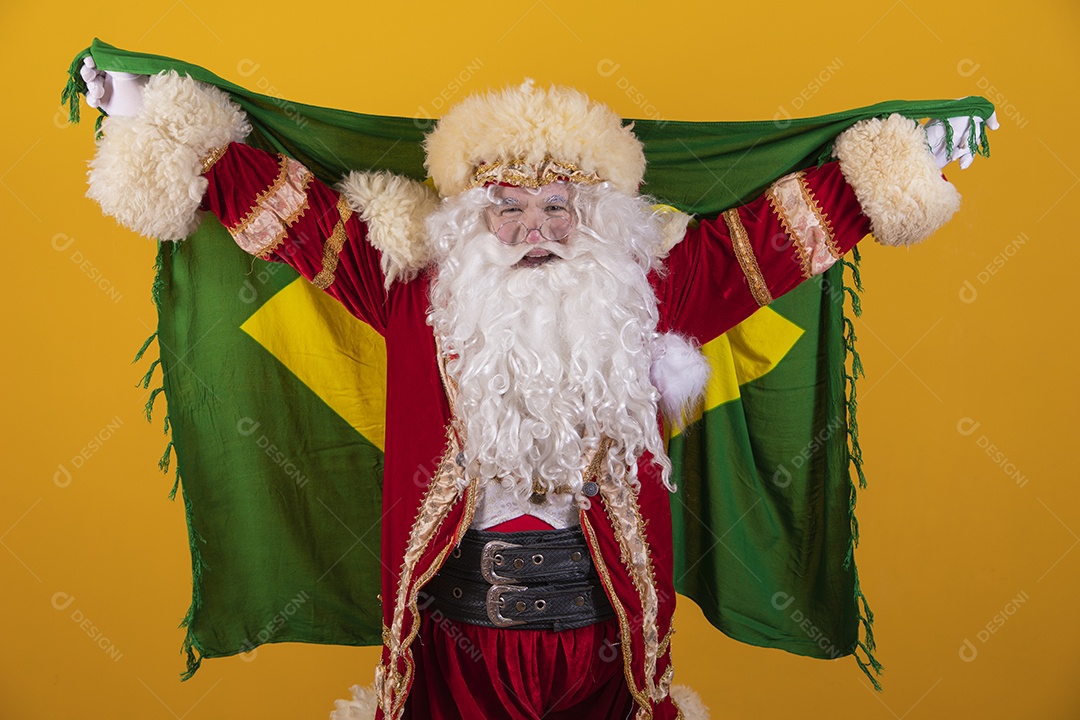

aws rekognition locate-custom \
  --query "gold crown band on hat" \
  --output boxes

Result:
[468,158,604,190]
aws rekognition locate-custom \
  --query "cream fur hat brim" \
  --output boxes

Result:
[423,79,646,197]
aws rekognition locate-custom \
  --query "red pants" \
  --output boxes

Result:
[404,610,635,719]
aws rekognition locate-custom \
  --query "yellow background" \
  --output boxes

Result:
[2,1,1077,717]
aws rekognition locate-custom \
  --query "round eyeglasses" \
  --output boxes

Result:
[492,214,575,246]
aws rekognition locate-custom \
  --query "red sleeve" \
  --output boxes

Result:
[201,142,389,334]
[653,161,871,343]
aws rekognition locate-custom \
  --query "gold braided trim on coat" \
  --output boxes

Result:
[227,154,313,258]
[658,625,675,657]
[468,157,603,189]
[722,208,773,307]
[378,433,470,719]
[766,171,840,279]
[199,144,228,174]
[311,195,355,289]
[228,153,311,237]
[394,478,477,719]
[581,513,652,716]
[380,335,471,719]
[598,466,666,709]
[798,174,842,260]
[434,341,460,418]
[658,625,678,716]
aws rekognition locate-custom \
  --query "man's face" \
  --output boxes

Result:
[484,182,575,268]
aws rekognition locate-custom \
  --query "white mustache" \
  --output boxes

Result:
[485,234,585,266]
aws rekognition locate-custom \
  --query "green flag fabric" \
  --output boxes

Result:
[66,40,993,684]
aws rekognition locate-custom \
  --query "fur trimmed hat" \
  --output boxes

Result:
[423,80,646,197]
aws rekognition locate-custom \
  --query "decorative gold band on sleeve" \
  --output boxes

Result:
[766,171,840,278]
[200,145,229,174]
[311,195,354,290]
[228,154,313,258]
[723,208,773,307]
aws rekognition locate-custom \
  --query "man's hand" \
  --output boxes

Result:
[925,112,1000,170]
[80,56,148,118]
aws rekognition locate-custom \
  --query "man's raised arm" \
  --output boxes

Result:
[655,112,995,342]
[82,63,435,334]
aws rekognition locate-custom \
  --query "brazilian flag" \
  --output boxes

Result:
[65,40,993,685]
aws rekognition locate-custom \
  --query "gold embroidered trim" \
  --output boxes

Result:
[311,195,354,290]
[378,338,474,719]
[597,467,665,709]
[583,437,613,484]
[766,185,811,278]
[798,175,841,260]
[581,513,652,716]
[254,200,310,260]
[658,625,674,657]
[468,157,603,189]
[392,478,477,719]
[228,155,313,257]
[379,431,468,719]
[767,171,839,279]
[434,337,459,417]
[723,208,773,307]
[231,155,292,235]
[200,145,228,174]
[657,624,677,716]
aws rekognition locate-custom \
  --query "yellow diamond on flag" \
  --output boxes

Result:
[671,307,805,437]
[240,278,387,451]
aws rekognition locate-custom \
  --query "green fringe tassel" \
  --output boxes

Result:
[151,242,175,310]
[158,440,174,473]
[977,121,992,159]
[60,47,106,135]
[143,241,206,679]
[821,112,994,169]
[133,331,158,363]
[143,386,165,421]
[60,48,91,125]
[943,118,955,159]
[143,243,178,498]
[842,246,863,292]
[177,492,208,681]
[940,114,992,163]
[167,471,181,502]
[162,413,182,500]
[973,114,991,159]
[841,246,883,690]
[137,358,162,389]
[140,244,172,422]
[131,241,202,677]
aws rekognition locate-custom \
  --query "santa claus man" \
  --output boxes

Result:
[82,62,993,719]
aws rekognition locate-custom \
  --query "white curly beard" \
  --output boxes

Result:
[427,183,673,520]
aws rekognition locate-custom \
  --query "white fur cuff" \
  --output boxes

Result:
[337,171,440,288]
[86,71,250,241]
[833,113,961,246]
[651,333,710,428]
[330,683,378,720]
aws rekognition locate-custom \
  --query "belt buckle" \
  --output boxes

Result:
[480,540,521,584]
[486,584,528,627]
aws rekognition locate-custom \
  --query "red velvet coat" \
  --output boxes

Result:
[200,142,870,719]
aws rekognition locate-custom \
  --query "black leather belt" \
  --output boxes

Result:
[427,527,614,631]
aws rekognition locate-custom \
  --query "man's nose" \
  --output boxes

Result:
[523,208,546,243]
